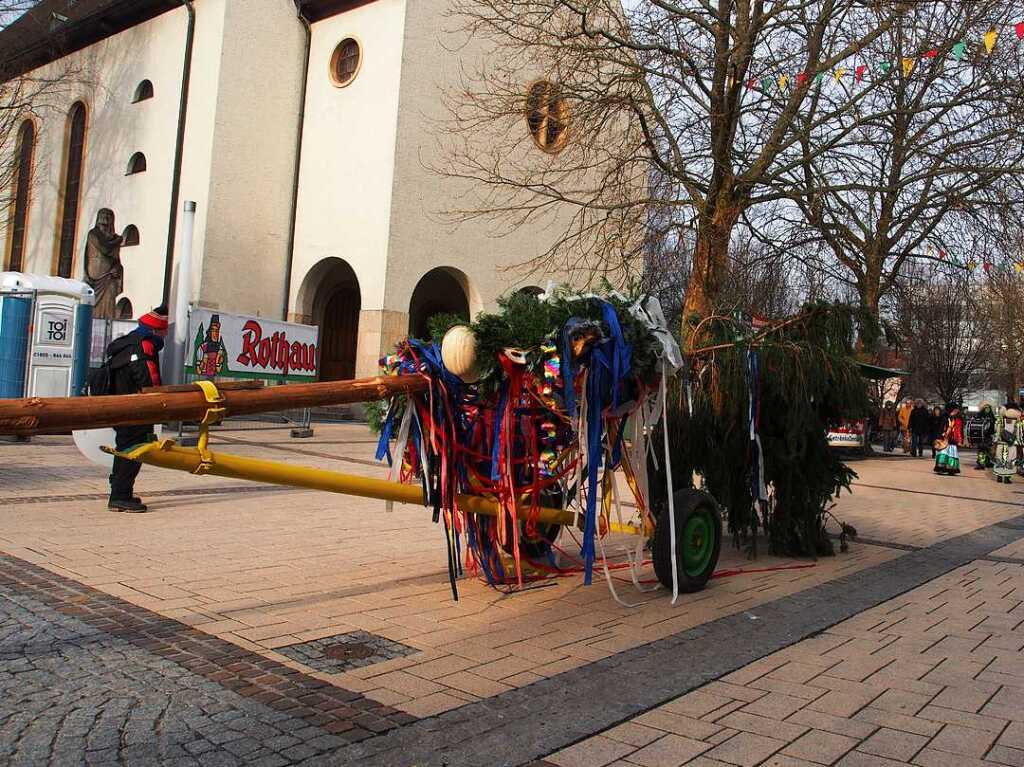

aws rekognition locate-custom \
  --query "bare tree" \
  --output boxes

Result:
[442,0,918,343]
[893,264,987,403]
[0,1,79,241]
[771,1,1024,318]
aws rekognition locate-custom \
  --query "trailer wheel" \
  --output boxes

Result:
[652,489,722,592]
[502,522,562,559]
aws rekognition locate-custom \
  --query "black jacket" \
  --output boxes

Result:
[909,406,931,434]
[928,413,946,440]
[106,329,162,395]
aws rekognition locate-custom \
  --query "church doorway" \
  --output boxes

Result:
[408,267,471,340]
[311,259,361,381]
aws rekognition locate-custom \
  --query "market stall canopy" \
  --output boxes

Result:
[856,361,909,381]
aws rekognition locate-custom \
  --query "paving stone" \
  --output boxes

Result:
[624,733,711,767]
[781,730,859,765]
[547,736,636,767]
[705,732,787,767]
[927,722,999,757]
[856,728,929,761]
[787,709,876,740]
[988,745,1024,767]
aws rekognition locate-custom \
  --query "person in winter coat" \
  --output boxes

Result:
[928,405,945,458]
[878,402,899,452]
[106,305,167,512]
[909,399,931,457]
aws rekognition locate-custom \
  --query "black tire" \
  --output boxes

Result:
[502,521,561,559]
[652,488,722,593]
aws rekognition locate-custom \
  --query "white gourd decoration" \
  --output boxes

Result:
[441,325,480,383]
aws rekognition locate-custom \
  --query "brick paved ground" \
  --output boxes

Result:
[1,426,1023,765]
[546,558,1024,767]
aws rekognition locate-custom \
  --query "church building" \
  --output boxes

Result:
[0,0,570,379]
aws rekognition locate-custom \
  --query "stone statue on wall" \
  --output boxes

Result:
[84,208,124,319]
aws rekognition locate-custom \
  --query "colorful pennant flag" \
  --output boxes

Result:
[1017,22,1024,40]
[984,262,993,273]
[855,64,867,82]
[834,67,847,82]
[880,61,891,74]
[968,261,978,272]
[985,29,998,53]
[797,72,809,86]
[778,74,789,90]
[902,57,915,77]
[923,49,938,58]
[953,41,967,61]
[1015,262,1023,273]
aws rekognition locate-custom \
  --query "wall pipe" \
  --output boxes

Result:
[161,0,196,306]
[281,0,313,321]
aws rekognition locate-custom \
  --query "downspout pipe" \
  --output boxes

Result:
[282,0,312,321]
[161,0,197,306]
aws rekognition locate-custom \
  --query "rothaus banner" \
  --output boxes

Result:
[186,309,320,382]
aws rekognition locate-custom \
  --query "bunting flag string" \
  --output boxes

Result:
[743,20,1023,93]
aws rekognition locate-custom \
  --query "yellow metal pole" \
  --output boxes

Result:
[113,440,579,527]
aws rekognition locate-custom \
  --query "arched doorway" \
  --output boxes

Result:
[409,267,470,339]
[302,259,361,381]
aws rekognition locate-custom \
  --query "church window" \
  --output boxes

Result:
[330,38,361,87]
[5,120,34,272]
[122,225,140,246]
[116,297,133,319]
[126,152,147,175]
[56,101,87,278]
[526,81,568,154]
[133,80,154,102]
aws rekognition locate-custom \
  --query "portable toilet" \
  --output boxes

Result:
[0,273,94,398]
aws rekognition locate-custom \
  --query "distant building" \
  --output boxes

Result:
[0,0,575,378]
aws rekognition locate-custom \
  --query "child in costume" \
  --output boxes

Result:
[992,403,1022,484]
[933,403,963,475]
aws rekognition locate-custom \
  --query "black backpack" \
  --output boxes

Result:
[83,333,155,396]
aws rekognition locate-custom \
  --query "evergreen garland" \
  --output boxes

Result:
[654,303,870,557]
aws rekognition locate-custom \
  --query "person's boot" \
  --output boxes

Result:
[108,497,148,513]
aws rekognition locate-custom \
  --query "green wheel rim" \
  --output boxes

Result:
[681,509,715,576]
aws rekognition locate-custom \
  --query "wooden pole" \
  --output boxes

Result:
[0,375,428,436]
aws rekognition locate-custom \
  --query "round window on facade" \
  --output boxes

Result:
[526,81,568,153]
[330,38,362,87]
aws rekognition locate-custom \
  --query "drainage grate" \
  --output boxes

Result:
[277,630,419,673]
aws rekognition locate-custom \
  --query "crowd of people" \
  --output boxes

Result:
[876,398,1024,481]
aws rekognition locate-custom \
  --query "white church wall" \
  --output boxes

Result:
[1,7,191,315]
[193,0,306,319]
[383,0,576,346]
[289,0,408,378]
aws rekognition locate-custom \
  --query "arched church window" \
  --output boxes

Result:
[122,225,140,246]
[330,38,361,87]
[132,79,154,102]
[525,81,568,154]
[116,297,133,319]
[56,101,87,278]
[126,152,147,175]
[5,120,34,272]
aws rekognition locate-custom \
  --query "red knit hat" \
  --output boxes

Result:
[139,305,169,331]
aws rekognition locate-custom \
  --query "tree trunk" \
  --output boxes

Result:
[682,196,742,347]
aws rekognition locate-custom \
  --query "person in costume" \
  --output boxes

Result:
[993,403,1023,484]
[928,405,945,459]
[933,403,963,475]
[898,399,913,453]
[972,403,996,470]
[194,314,228,378]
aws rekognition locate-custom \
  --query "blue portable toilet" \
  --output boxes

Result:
[0,273,94,398]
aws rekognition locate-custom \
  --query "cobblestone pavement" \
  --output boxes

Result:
[2,428,1024,766]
